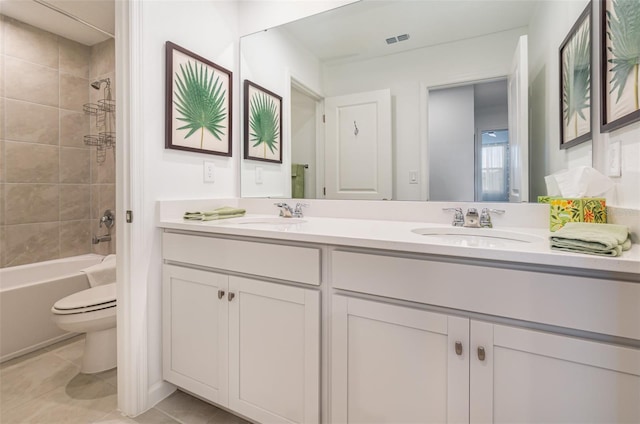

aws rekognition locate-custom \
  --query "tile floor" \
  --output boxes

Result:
[0,336,251,424]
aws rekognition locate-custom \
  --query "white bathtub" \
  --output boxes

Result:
[0,254,105,362]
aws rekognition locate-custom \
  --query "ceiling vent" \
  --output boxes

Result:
[386,34,410,45]
[397,34,410,42]
[386,37,398,44]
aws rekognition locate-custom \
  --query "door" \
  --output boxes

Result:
[471,321,640,423]
[324,89,392,200]
[228,276,321,424]
[508,35,529,202]
[332,296,469,424]
[162,265,229,404]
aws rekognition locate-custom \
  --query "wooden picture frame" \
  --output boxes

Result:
[559,4,592,149]
[165,41,232,156]
[244,80,283,163]
[600,0,640,133]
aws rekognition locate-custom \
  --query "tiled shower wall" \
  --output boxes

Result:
[0,16,116,268]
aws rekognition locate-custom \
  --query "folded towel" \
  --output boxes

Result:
[183,207,246,221]
[550,222,631,257]
[82,254,116,287]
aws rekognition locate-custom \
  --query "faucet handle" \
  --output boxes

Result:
[294,203,309,218]
[479,208,505,228]
[443,207,464,227]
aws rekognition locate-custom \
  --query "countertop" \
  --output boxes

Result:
[158,214,640,277]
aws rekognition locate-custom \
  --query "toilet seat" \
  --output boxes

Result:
[52,282,116,315]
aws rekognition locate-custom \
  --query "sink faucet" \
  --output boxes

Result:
[463,208,480,228]
[443,207,464,226]
[274,202,294,217]
[479,208,505,228]
[293,203,308,218]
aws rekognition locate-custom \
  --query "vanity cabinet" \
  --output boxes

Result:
[162,233,321,424]
[332,295,640,424]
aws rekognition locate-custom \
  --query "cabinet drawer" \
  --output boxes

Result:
[163,232,321,285]
[331,250,640,340]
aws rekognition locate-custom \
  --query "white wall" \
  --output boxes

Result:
[323,27,527,200]
[291,87,317,198]
[528,0,640,208]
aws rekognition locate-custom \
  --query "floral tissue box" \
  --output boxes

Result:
[537,196,607,232]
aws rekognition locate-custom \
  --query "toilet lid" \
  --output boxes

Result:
[53,282,116,310]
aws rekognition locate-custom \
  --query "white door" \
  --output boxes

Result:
[332,296,469,424]
[162,265,229,405]
[324,89,392,200]
[508,35,529,203]
[228,276,320,424]
[471,321,640,423]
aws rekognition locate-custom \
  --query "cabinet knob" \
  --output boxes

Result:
[218,290,225,299]
[228,292,235,301]
[477,346,486,361]
[455,341,463,356]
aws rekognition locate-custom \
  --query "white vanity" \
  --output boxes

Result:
[158,200,640,424]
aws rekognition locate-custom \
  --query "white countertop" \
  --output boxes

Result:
[158,214,640,277]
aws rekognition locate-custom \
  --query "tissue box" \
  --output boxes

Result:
[537,196,607,231]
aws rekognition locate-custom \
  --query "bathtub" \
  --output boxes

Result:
[0,254,105,362]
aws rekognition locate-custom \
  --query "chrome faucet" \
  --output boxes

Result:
[293,203,308,218]
[274,202,294,217]
[94,209,114,244]
[443,207,464,227]
[479,208,505,228]
[463,208,480,228]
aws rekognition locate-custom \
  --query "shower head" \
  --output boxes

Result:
[91,78,110,90]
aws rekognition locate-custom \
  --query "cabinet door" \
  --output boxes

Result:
[471,321,640,423]
[228,276,320,424]
[162,265,229,405]
[332,295,469,424]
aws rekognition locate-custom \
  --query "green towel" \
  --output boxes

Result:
[550,222,631,257]
[183,207,246,221]
[291,164,305,199]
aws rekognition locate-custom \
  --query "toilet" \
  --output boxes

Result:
[51,282,117,374]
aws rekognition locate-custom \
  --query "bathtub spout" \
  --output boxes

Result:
[92,234,111,244]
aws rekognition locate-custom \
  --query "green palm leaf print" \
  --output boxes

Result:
[606,0,640,109]
[249,92,280,157]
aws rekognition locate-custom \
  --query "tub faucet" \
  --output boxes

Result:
[92,234,111,244]
[100,209,115,228]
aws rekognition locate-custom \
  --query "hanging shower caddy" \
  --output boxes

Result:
[83,78,115,163]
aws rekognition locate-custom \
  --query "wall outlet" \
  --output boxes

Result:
[409,170,418,184]
[256,166,263,184]
[607,140,621,177]
[204,161,215,182]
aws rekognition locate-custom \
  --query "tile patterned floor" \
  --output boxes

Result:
[0,337,251,424]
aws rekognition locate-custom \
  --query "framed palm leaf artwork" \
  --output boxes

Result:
[244,80,283,163]
[165,42,232,156]
[601,0,640,133]
[559,4,592,149]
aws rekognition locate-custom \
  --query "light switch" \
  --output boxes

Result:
[409,170,418,184]
[204,161,215,182]
[607,140,621,177]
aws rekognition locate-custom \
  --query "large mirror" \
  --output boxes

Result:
[240,0,587,202]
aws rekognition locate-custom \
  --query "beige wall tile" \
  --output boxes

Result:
[60,184,90,220]
[59,38,90,79]
[60,220,91,257]
[5,141,59,183]
[90,39,115,79]
[60,110,89,148]
[4,17,58,69]
[91,147,115,183]
[0,98,5,139]
[99,184,115,215]
[5,183,59,224]
[91,184,100,219]
[5,57,59,107]
[60,74,88,112]
[5,100,59,145]
[0,225,5,267]
[0,183,4,225]
[0,140,5,183]
[60,147,90,183]
[4,222,59,267]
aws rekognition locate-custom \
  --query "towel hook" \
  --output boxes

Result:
[354,121,359,136]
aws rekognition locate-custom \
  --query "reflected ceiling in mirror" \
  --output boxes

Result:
[240,0,541,202]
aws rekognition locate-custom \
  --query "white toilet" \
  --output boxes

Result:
[51,281,117,374]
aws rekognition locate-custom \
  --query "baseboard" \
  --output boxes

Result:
[146,380,177,413]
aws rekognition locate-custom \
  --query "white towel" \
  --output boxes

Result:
[82,254,116,287]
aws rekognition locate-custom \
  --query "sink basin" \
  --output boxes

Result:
[411,227,545,247]
[225,217,307,225]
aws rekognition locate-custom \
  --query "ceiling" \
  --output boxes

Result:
[280,0,539,65]
[0,0,114,46]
